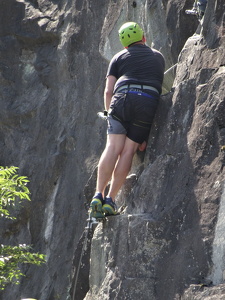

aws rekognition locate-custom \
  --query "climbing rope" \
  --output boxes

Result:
[164,63,177,75]
[71,214,98,300]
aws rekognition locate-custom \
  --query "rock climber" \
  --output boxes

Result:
[185,0,207,19]
[90,22,165,218]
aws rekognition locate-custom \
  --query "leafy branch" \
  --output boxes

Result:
[0,166,30,219]
[0,244,46,290]
[0,166,46,290]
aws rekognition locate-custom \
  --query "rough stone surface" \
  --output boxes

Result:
[181,283,225,300]
[0,0,224,300]
[85,214,166,300]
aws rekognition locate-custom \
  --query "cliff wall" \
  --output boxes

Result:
[0,0,224,299]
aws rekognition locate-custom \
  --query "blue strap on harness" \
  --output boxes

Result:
[127,90,157,99]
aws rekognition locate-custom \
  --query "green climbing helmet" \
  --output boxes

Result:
[118,22,144,47]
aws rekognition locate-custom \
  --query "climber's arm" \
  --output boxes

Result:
[104,75,117,111]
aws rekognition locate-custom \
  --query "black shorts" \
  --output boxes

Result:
[108,91,159,144]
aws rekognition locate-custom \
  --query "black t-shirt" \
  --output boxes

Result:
[106,44,165,94]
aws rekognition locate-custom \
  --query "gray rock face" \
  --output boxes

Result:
[0,0,224,300]
[85,214,167,300]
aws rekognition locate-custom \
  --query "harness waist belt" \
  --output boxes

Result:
[116,84,159,94]
[125,90,157,99]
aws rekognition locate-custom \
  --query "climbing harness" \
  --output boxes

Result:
[97,64,177,122]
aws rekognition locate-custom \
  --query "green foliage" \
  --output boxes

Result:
[0,244,46,290]
[0,166,30,219]
[0,166,46,290]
